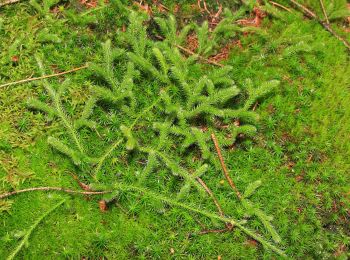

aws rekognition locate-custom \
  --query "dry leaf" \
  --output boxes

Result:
[99,200,108,212]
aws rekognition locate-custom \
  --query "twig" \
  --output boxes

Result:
[319,0,329,24]
[269,1,291,12]
[288,0,350,51]
[0,186,111,199]
[252,101,259,111]
[0,0,20,7]
[189,227,230,237]
[196,176,233,230]
[175,44,224,67]
[154,34,223,67]
[211,3,223,24]
[0,64,88,89]
[211,133,242,200]
[196,177,224,216]
[69,172,91,191]
[153,0,170,12]
[198,0,211,15]
[197,228,230,235]
[288,0,315,17]
[6,199,66,260]
[115,202,129,215]
[118,183,287,257]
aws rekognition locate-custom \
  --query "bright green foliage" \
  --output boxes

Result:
[6,199,66,260]
[29,0,60,17]
[242,198,281,244]
[2,0,350,259]
[25,6,283,254]
[294,0,350,21]
[154,10,243,57]
[27,57,97,167]
[139,147,207,199]
[120,125,136,150]
[89,40,136,111]
[83,10,279,208]
[0,200,13,213]
[115,11,279,158]
[240,179,281,244]
[243,179,262,198]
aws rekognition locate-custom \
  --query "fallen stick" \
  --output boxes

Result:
[175,44,224,67]
[0,0,20,7]
[196,176,233,230]
[0,64,88,89]
[0,186,111,199]
[211,133,242,200]
[319,0,329,24]
[154,35,224,67]
[189,227,231,237]
[196,177,225,216]
[269,1,291,12]
[69,172,91,191]
[118,182,287,257]
[288,0,350,51]
[197,228,230,235]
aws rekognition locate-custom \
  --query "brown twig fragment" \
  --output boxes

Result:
[196,177,224,216]
[69,172,91,191]
[197,228,231,235]
[288,0,350,51]
[269,1,291,12]
[0,0,20,7]
[0,187,111,199]
[189,227,231,237]
[211,1,223,23]
[288,0,315,17]
[198,0,223,24]
[319,0,329,24]
[196,176,233,230]
[155,34,224,67]
[197,0,210,15]
[189,178,234,236]
[175,44,224,67]
[211,133,242,200]
[0,64,88,89]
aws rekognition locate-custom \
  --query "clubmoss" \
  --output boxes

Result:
[0,0,349,259]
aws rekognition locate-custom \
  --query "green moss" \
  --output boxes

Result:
[1,0,349,259]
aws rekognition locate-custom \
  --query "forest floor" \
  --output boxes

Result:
[0,0,350,259]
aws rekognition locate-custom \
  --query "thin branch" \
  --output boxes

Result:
[197,228,231,235]
[0,64,88,89]
[319,0,329,24]
[0,0,20,7]
[154,35,224,67]
[196,177,224,216]
[288,0,315,17]
[288,0,350,51]
[175,44,224,67]
[198,0,210,15]
[188,227,231,237]
[69,172,91,191]
[0,187,111,199]
[211,133,242,200]
[196,176,233,230]
[119,183,287,257]
[269,1,291,12]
